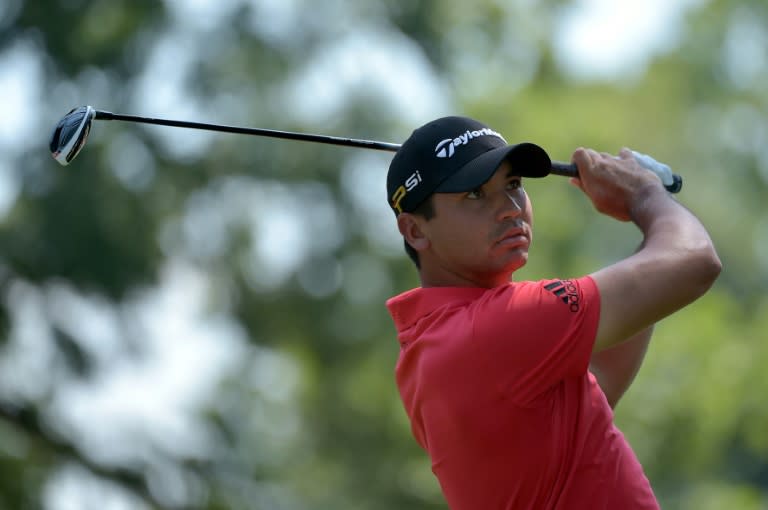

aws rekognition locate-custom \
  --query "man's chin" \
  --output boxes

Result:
[497,251,528,278]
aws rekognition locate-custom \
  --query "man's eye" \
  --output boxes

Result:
[507,179,522,190]
[466,189,484,199]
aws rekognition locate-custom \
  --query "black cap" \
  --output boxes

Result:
[387,116,551,214]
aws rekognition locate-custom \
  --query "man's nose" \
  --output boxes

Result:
[497,190,523,220]
[506,191,522,210]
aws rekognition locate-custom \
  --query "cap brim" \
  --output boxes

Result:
[435,142,551,193]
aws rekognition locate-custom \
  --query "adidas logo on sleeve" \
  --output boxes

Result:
[544,280,581,313]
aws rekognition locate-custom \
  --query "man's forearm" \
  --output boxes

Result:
[589,326,653,408]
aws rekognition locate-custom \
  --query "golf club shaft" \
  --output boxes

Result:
[93,110,579,177]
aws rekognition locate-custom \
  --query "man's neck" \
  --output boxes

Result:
[418,267,512,289]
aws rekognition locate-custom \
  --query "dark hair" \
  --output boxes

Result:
[404,196,436,269]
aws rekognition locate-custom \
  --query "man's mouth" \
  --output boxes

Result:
[495,228,529,247]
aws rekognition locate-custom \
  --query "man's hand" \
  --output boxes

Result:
[570,148,663,222]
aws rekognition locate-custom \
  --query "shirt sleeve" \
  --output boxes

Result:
[471,276,601,406]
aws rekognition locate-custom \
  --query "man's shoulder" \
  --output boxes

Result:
[386,277,598,327]
[471,277,600,327]
[481,277,593,300]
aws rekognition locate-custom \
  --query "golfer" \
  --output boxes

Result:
[385,116,721,509]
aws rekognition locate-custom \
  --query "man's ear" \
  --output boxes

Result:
[397,213,429,252]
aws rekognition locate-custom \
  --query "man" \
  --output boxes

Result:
[384,116,721,509]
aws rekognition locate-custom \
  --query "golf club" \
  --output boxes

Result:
[49,106,683,193]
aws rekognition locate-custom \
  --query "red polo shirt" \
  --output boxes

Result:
[386,277,659,510]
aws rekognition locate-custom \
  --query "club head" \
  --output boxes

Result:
[49,105,96,166]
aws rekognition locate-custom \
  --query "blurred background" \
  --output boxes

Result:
[0,0,766,508]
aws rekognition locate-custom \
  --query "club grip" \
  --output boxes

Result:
[550,162,578,178]
[550,161,682,194]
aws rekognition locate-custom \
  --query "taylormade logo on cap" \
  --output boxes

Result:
[434,128,507,158]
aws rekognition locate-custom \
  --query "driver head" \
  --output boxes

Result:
[49,106,96,166]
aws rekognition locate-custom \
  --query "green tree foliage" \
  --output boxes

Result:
[0,0,765,508]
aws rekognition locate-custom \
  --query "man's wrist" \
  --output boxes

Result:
[628,182,672,229]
